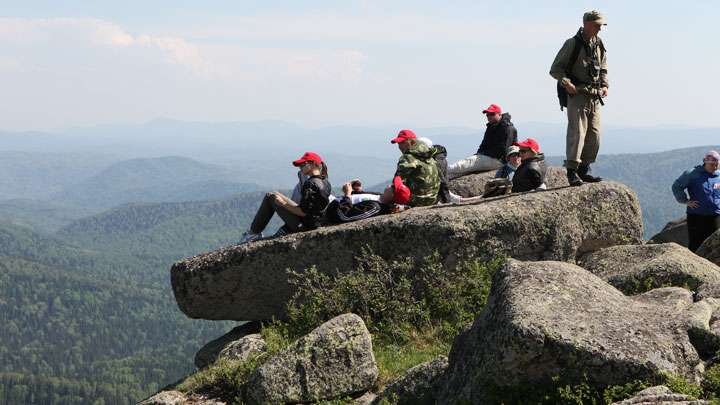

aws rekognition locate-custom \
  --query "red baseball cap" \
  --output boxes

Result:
[513,138,541,153]
[390,129,417,144]
[392,176,411,205]
[482,104,502,114]
[292,151,323,167]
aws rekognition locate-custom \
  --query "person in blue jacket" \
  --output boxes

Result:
[672,150,720,252]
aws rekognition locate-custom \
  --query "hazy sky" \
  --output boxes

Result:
[1,0,718,131]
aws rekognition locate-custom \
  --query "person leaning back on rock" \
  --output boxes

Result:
[550,10,609,186]
[672,150,720,252]
[239,151,332,244]
[448,103,518,180]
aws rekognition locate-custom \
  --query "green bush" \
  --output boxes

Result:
[283,248,503,344]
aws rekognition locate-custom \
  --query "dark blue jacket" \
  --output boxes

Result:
[672,165,720,216]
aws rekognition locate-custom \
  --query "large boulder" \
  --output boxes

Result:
[650,217,688,247]
[245,313,377,404]
[375,356,448,405]
[578,243,720,298]
[438,260,715,404]
[172,182,643,321]
[448,166,569,197]
[697,229,720,266]
[611,385,708,404]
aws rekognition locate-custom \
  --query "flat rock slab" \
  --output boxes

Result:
[698,229,720,266]
[578,243,720,298]
[449,166,569,197]
[171,182,642,321]
[439,260,709,404]
[612,385,708,404]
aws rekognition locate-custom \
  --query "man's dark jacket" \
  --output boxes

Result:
[477,113,518,160]
[512,153,547,193]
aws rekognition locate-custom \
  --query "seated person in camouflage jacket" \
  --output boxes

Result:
[390,129,441,207]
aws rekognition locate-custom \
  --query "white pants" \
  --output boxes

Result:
[448,154,502,179]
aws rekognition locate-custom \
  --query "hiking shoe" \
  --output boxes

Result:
[239,231,262,244]
[578,165,603,183]
[566,169,584,187]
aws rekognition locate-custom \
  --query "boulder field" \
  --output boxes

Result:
[171,181,642,321]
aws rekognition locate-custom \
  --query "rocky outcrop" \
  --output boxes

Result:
[375,356,448,405]
[172,182,643,321]
[216,334,266,364]
[578,243,720,298]
[611,385,708,404]
[650,217,688,247]
[448,166,569,197]
[245,314,377,404]
[194,322,261,369]
[138,391,226,405]
[439,259,715,404]
[698,229,720,266]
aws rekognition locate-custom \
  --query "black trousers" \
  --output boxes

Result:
[687,213,720,252]
[250,193,302,234]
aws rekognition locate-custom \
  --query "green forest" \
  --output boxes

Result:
[0,191,275,404]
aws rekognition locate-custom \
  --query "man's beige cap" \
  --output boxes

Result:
[583,10,607,25]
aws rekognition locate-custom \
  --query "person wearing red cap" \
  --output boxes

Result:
[448,103,518,179]
[391,129,441,207]
[511,138,547,193]
[240,152,332,244]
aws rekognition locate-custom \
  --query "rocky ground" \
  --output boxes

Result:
[146,169,720,404]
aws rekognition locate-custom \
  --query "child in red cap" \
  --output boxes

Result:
[511,138,548,193]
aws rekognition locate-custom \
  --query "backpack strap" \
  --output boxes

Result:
[564,35,584,80]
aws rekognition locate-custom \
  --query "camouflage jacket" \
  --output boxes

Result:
[550,28,608,96]
[395,142,440,206]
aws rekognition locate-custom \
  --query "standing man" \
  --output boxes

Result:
[550,10,608,186]
[448,103,517,179]
[672,150,720,252]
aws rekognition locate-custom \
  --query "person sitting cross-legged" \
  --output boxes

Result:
[239,151,332,244]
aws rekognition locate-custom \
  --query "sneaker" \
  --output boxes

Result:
[239,231,263,244]
[448,191,465,203]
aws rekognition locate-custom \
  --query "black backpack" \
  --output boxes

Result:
[324,199,385,224]
[556,34,605,110]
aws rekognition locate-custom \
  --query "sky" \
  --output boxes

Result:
[0,0,719,131]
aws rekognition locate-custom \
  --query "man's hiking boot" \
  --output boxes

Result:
[577,165,602,183]
[239,231,263,244]
[566,168,584,187]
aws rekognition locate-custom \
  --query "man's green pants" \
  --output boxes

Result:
[565,93,601,170]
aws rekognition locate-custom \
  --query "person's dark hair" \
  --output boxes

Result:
[320,162,329,178]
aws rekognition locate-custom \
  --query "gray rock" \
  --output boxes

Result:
[611,385,708,404]
[439,260,710,404]
[354,391,377,404]
[246,313,378,404]
[578,243,720,298]
[375,356,448,405]
[216,333,266,363]
[697,229,720,266]
[448,166,569,197]
[650,217,688,247]
[137,390,187,405]
[194,322,261,369]
[172,182,642,321]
